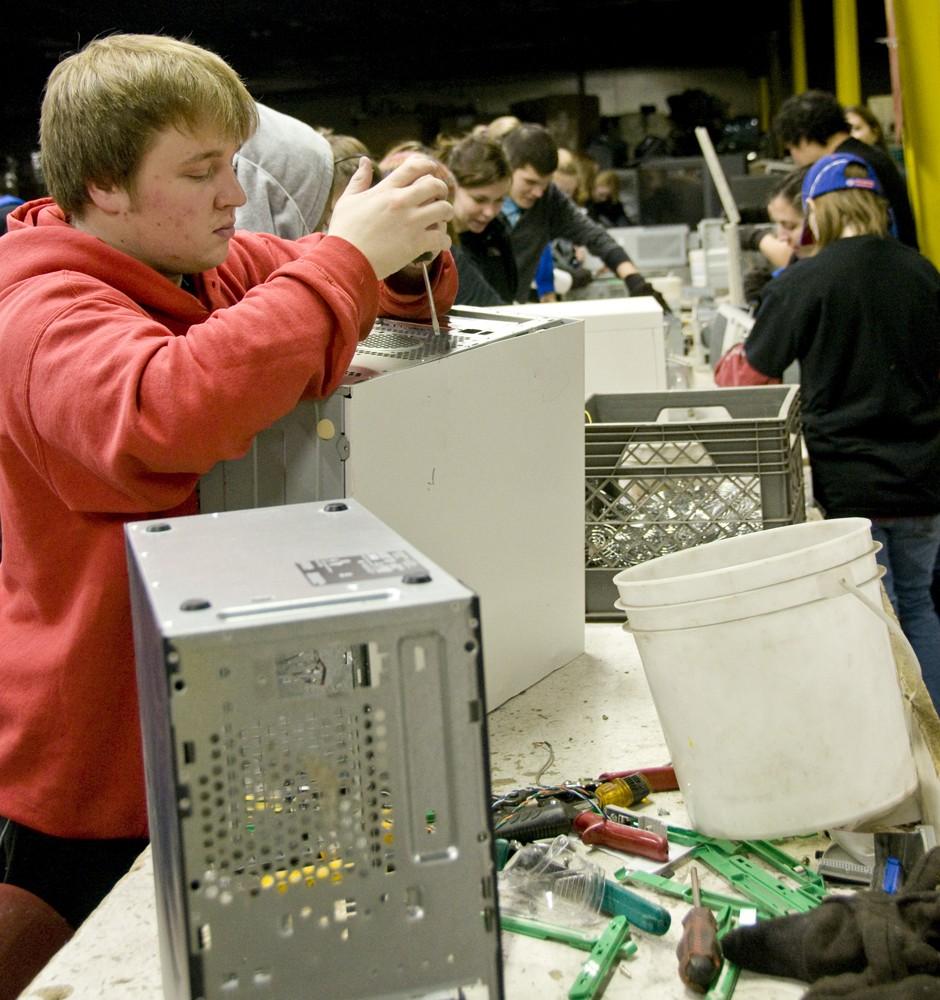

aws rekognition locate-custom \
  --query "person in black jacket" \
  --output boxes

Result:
[773,90,918,249]
[439,133,518,306]
[499,124,668,310]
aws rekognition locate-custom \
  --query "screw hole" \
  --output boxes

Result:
[180,598,211,612]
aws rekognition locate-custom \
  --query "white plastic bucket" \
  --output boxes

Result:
[613,518,918,840]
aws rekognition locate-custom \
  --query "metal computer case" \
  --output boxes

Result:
[126,500,502,1000]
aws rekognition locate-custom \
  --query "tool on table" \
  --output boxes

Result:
[616,862,756,1000]
[603,807,667,837]
[705,907,756,1000]
[494,797,583,844]
[616,868,772,922]
[574,811,669,862]
[416,252,441,335]
[676,866,721,995]
[654,822,826,910]
[500,912,637,962]
[882,856,903,894]
[568,915,631,1000]
[594,773,652,810]
[596,764,680,792]
[693,846,819,917]
[600,877,671,935]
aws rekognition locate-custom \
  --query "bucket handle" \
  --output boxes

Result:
[839,576,921,672]
[617,563,886,633]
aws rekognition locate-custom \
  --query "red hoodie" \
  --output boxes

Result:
[0,199,456,839]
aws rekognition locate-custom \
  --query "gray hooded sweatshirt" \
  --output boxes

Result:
[234,103,334,238]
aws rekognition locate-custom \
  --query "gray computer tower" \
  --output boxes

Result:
[126,499,502,1000]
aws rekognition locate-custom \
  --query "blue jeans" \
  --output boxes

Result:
[871,515,940,711]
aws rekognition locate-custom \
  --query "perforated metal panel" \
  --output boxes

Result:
[126,501,502,1000]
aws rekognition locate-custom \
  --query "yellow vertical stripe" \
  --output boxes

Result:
[790,0,808,93]
[833,0,862,106]
[894,0,940,264]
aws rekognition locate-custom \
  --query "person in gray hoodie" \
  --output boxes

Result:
[234,102,334,238]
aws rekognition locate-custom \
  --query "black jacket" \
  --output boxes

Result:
[453,218,518,306]
[744,235,940,517]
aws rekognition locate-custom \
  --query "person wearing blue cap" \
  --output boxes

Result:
[773,89,918,249]
[716,152,940,706]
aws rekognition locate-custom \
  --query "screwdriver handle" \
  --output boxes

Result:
[676,905,721,993]
[596,765,679,792]
[594,774,652,810]
[600,879,671,936]
[574,812,669,862]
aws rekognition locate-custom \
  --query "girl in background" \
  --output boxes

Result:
[439,134,517,306]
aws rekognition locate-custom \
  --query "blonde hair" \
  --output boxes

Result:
[594,169,621,199]
[486,115,522,141]
[809,164,889,248]
[40,33,258,215]
[556,149,596,206]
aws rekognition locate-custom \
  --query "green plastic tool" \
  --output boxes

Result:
[568,915,631,1000]
[615,867,773,920]
[500,913,637,961]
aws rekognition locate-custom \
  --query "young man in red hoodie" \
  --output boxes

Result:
[0,33,455,930]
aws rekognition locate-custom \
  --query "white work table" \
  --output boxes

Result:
[24,625,823,999]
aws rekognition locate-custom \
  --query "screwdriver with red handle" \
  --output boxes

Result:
[676,866,721,993]
[596,764,679,792]
[573,810,669,862]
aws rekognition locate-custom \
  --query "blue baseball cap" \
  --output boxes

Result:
[802,153,883,208]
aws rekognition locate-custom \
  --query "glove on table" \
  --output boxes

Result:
[720,847,940,998]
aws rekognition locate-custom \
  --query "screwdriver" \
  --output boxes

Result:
[676,866,721,994]
[596,764,680,793]
[415,252,441,335]
[594,773,652,810]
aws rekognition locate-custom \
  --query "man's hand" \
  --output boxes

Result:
[327,156,453,279]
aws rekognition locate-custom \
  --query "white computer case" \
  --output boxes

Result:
[200,307,585,707]
[478,297,667,398]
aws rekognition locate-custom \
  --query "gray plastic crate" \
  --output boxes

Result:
[607,224,690,270]
[585,386,805,620]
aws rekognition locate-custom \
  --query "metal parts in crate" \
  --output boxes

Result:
[585,386,806,619]
[125,499,502,1000]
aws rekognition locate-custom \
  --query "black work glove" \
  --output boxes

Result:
[720,847,940,997]
[738,223,775,253]
[624,272,671,314]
